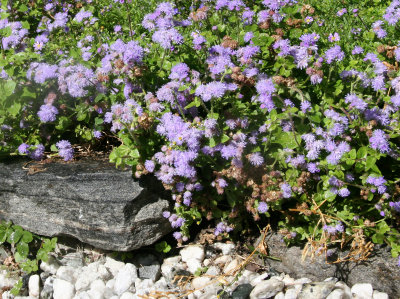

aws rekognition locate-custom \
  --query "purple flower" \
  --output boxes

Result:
[323,225,337,235]
[93,130,102,139]
[37,104,58,122]
[195,82,232,102]
[152,28,183,50]
[244,32,254,43]
[372,21,387,39]
[305,16,313,24]
[169,63,190,81]
[56,140,74,161]
[366,176,387,194]
[344,94,367,111]
[18,143,30,155]
[248,152,264,166]
[325,45,345,64]
[281,183,292,198]
[300,101,311,113]
[257,202,268,213]
[217,178,228,188]
[28,144,45,161]
[173,231,182,240]
[369,129,390,153]
[335,222,344,233]
[352,46,364,55]
[162,211,171,218]
[145,160,155,172]
[214,222,233,236]
[338,188,350,197]
[328,32,340,42]
[337,8,347,16]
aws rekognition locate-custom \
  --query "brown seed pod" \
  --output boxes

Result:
[259,20,271,30]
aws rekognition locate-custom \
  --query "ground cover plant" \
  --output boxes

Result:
[1,0,400,267]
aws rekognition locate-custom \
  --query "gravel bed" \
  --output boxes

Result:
[0,241,390,299]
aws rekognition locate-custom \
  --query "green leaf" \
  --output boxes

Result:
[274,132,300,149]
[209,137,217,148]
[8,102,21,116]
[221,134,229,143]
[0,80,16,99]
[7,228,22,244]
[357,146,368,159]
[17,4,28,12]
[365,156,376,170]
[155,241,171,253]
[16,242,29,258]
[21,231,33,243]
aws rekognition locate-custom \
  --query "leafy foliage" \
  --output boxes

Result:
[0,0,400,265]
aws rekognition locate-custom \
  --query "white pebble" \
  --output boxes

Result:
[223,258,240,275]
[120,292,136,299]
[373,290,389,299]
[351,283,373,299]
[104,256,125,277]
[180,245,205,262]
[191,277,211,289]
[326,289,345,299]
[40,256,60,275]
[186,259,203,274]
[250,278,284,299]
[53,278,75,299]
[28,274,40,298]
[114,263,137,295]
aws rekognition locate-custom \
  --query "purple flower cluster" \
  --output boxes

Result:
[214,221,233,236]
[366,176,387,194]
[369,129,390,153]
[0,20,28,50]
[18,143,45,161]
[37,104,58,123]
[56,140,74,161]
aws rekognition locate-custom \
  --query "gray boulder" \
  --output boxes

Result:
[0,157,172,251]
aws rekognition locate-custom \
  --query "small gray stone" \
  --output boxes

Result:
[210,243,236,255]
[56,266,78,284]
[40,256,61,275]
[206,266,221,276]
[232,283,254,299]
[0,270,18,289]
[138,262,161,282]
[40,277,54,299]
[298,281,336,299]
[58,252,85,268]
[351,283,373,299]
[249,278,284,299]
[161,256,182,281]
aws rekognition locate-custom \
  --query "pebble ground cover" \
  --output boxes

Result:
[1,0,400,267]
